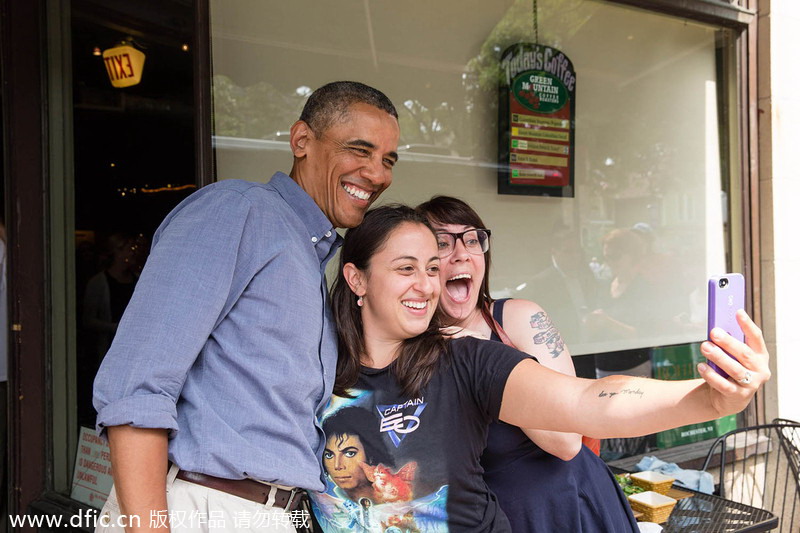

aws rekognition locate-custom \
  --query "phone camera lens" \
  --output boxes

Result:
[719,278,729,288]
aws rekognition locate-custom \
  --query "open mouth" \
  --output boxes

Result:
[446,273,472,303]
[343,183,372,201]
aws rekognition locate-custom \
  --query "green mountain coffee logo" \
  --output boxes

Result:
[512,71,567,114]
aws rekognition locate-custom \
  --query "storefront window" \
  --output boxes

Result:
[210,0,737,361]
[211,0,749,461]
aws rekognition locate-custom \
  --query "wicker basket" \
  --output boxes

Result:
[630,471,675,495]
[628,491,677,524]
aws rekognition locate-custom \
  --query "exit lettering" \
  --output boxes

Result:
[104,53,135,81]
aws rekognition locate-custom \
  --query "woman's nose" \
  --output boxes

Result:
[415,271,438,295]
[450,237,470,261]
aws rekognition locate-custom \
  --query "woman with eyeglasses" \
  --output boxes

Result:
[308,203,769,532]
[416,196,643,532]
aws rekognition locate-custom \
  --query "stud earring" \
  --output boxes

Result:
[357,295,364,307]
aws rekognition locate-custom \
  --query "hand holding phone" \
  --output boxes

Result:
[707,274,745,379]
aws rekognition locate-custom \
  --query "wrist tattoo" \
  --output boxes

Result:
[598,388,645,399]
[530,311,565,358]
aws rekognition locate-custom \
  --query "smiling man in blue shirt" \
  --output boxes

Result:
[93,81,400,532]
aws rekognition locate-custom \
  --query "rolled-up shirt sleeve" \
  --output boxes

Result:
[93,188,255,436]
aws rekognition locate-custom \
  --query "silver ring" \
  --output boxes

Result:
[738,370,753,385]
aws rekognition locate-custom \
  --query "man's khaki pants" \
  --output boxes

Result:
[95,466,306,532]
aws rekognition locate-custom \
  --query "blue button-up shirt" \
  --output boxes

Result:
[93,173,341,491]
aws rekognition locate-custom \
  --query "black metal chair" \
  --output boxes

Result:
[773,418,800,480]
[700,419,800,533]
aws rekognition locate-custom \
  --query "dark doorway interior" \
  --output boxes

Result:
[71,0,196,432]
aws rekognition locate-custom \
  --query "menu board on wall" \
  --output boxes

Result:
[498,43,576,197]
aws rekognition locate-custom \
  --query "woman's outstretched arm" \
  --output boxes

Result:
[499,310,769,438]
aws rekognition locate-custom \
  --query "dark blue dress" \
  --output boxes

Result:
[482,299,639,533]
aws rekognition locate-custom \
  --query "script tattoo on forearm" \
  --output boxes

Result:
[529,311,565,358]
[597,388,645,399]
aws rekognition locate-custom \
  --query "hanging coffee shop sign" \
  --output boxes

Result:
[498,43,576,197]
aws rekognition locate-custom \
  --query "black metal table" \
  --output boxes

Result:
[660,487,778,533]
[609,467,778,532]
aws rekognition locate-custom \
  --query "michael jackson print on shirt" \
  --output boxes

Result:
[312,391,448,533]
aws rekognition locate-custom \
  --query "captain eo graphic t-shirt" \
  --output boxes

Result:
[309,337,530,533]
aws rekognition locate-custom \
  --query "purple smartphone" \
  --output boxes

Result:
[707,273,745,379]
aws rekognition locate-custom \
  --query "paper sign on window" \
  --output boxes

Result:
[70,426,114,508]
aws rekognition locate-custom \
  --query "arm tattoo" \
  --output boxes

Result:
[529,311,565,358]
[598,388,645,399]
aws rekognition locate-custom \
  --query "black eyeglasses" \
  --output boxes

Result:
[435,229,491,257]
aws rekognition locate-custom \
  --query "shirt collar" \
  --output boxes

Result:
[269,172,342,264]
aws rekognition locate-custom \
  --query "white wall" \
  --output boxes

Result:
[758,0,800,423]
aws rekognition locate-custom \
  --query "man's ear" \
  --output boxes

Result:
[289,120,313,159]
[343,263,366,296]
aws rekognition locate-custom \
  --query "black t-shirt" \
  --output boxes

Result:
[309,337,529,533]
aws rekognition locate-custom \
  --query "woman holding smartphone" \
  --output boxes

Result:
[416,195,637,532]
[309,204,769,533]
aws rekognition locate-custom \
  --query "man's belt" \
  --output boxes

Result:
[176,470,304,512]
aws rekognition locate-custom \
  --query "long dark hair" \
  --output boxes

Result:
[331,204,448,397]
[415,196,493,311]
